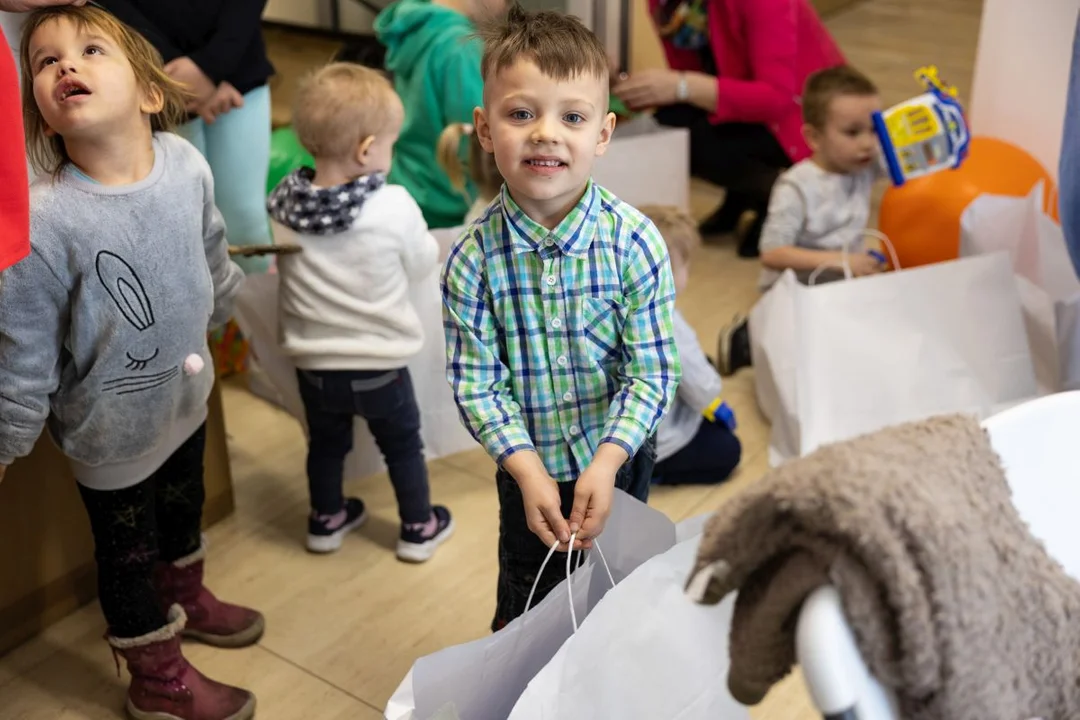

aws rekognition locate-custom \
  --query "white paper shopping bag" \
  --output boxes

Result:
[959,183,1080,392]
[233,272,477,480]
[384,491,677,720]
[508,535,750,720]
[751,254,1038,463]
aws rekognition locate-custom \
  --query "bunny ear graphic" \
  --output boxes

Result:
[95,251,155,331]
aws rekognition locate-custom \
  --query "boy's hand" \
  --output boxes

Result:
[569,443,629,549]
[504,449,571,547]
[518,473,571,548]
[848,252,886,277]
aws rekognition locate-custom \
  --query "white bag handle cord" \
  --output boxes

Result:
[521,534,615,633]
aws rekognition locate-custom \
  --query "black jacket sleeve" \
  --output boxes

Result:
[97,0,184,63]
[188,0,268,84]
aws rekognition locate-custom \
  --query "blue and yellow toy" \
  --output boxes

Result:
[703,397,737,432]
[873,66,970,187]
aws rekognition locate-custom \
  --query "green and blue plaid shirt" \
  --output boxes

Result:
[441,182,681,482]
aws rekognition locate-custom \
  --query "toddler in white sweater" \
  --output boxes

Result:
[269,62,453,561]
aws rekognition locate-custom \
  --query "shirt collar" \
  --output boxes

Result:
[501,182,599,258]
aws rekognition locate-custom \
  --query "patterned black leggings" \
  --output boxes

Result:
[78,425,206,639]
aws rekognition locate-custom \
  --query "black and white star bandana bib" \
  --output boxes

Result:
[267,167,386,236]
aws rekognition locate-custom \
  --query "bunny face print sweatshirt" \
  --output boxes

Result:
[0,132,243,490]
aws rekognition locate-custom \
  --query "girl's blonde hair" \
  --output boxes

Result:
[20,5,190,176]
[638,205,701,276]
[436,122,503,202]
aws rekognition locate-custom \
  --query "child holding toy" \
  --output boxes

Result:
[437,121,504,224]
[1,6,254,718]
[442,4,681,631]
[375,0,508,229]
[269,62,454,561]
[718,65,887,375]
[641,206,742,486]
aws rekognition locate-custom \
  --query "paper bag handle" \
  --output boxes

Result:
[522,534,616,633]
[807,229,902,285]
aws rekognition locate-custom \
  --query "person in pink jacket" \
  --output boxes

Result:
[613,0,844,257]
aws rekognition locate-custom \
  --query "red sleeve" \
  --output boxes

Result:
[0,33,30,272]
[711,0,800,125]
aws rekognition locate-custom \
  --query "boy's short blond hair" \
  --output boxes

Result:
[639,205,700,275]
[292,62,400,159]
[801,65,879,130]
[477,3,609,85]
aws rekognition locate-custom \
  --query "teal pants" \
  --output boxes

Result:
[178,84,273,275]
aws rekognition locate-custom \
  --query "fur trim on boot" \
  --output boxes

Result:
[108,605,255,720]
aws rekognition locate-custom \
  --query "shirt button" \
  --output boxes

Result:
[551,317,562,329]
[569,425,579,435]
[563,391,574,402]
[556,355,567,366]
[546,275,557,286]
[544,236,555,247]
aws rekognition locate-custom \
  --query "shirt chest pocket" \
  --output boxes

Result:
[575,293,626,367]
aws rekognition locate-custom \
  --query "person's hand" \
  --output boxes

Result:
[568,443,627,549]
[0,0,86,11]
[196,82,244,124]
[164,56,216,107]
[611,69,681,111]
[0,465,7,484]
[518,473,571,549]
[848,252,886,277]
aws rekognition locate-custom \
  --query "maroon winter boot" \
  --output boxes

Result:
[154,542,264,648]
[108,606,256,720]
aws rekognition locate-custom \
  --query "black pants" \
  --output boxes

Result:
[653,419,741,486]
[78,425,206,639]
[491,437,655,632]
[296,367,431,524]
[654,104,792,214]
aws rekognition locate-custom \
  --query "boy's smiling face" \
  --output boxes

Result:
[475,58,615,227]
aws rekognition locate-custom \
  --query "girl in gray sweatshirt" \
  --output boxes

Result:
[0,7,256,718]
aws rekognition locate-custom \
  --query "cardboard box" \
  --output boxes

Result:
[0,381,234,655]
[593,115,691,211]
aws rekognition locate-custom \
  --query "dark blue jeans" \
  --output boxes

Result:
[653,419,741,486]
[296,368,431,524]
[491,436,655,632]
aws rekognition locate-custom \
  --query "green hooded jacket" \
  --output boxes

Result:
[375,0,485,229]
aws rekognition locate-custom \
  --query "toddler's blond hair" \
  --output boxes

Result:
[639,205,700,280]
[293,62,401,159]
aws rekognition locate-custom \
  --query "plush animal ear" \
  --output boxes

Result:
[685,559,731,605]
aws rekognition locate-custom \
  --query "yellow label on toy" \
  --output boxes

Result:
[885,106,940,146]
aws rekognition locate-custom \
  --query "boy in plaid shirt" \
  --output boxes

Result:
[441,4,681,630]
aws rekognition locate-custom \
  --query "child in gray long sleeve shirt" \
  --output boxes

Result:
[1,7,258,718]
[641,207,742,486]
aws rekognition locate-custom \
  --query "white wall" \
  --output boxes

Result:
[969,0,1079,180]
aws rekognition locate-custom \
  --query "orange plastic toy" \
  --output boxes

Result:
[878,136,1058,268]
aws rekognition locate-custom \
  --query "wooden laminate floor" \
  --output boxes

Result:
[0,0,983,717]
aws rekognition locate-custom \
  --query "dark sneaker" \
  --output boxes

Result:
[397,506,454,563]
[307,497,368,554]
[736,212,764,258]
[699,199,749,237]
[717,315,752,376]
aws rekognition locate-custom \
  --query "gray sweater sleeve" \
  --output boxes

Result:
[199,164,244,330]
[0,250,69,466]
